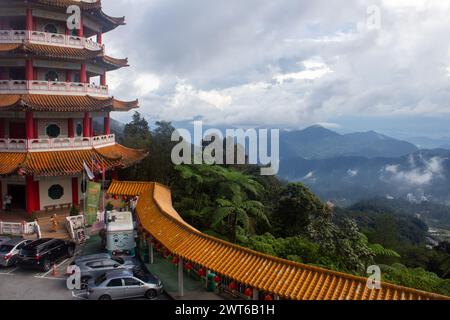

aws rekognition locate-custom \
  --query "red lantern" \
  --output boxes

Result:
[229,281,237,291]
[113,194,119,200]
[264,294,273,301]
[244,288,253,297]
[184,262,193,272]
[172,256,179,265]
[163,249,171,258]
[122,195,128,201]
[214,275,221,283]
[198,268,206,277]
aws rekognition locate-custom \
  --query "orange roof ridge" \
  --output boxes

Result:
[105,180,450,300]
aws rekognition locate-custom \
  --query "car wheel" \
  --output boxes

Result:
[145,289,157,299]
[42,259,51,272]
[67,246,74,258]
[80,276,90,289]
[99,295,111,300]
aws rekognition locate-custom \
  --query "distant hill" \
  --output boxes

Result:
[93,117,125,138]
[279,149,450,206]
[280,125,418,159]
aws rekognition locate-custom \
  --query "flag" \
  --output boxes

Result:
[92,158,102,172]
[101,160,106,181]
[83,161,94,180]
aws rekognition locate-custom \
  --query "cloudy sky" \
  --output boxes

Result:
[102,0,450,138]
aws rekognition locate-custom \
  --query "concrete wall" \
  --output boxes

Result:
[38,176,72,209]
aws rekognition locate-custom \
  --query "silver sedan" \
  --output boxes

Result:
[87,270,163,300]
[0,239,33,267]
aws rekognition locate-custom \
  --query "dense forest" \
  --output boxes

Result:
[118,112,450,296]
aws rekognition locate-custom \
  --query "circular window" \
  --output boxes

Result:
[44,24,58,34]
[76,123,83,137]
[46,124,61,138]
[48,185,64,200]
[45,71,59,82]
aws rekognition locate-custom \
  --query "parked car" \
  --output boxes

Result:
[86,269,163,300]
[71,255,137,287]
[70,253,111,266]
[0,236,11,246]
[18,238,76,271]
[0,239,32,267]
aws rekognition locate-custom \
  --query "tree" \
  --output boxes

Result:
[275,183,329,237]
[213,190,268,243]
[122,111,151,149]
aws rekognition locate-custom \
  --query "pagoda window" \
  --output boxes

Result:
[44,23,58,34]
[46,124,61,138]
[76,123,83,137]
[45,71,59,82]
[48,184,64,200]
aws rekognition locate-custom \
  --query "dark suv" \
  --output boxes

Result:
[18,238,76,271]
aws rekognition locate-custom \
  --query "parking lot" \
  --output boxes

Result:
[0,247,172,300]
[0,255,85,300]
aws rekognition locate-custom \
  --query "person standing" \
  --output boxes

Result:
[4,193,12,211]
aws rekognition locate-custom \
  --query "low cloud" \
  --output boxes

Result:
[382,156,445,186]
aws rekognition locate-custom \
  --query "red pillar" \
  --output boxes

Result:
[83,112,90,137]
[0,118,4,138]
[25,111,34,140]
[68,118,74,138]
[78,14,84,37]
[34,180,40,211]
[104,114,110,135]
[111,170,119,180]
[25,60,33,81]
[90,118,93,137]
[33,118,38,139]
[26,176,35,214]
[100,72,106,86]
[72,177,79,207]
[80,64,87,83]
[66,70,72,82]
[26,8,33,31]
[97,32,102,44]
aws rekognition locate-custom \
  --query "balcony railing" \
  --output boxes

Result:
[0,134,115,151]
[0,30,103,51]
[0,80,108,96]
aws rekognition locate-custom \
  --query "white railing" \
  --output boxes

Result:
[0,30,103,51]
[0,80,108,96]
[0,134,115,151]
[0,221,39,236]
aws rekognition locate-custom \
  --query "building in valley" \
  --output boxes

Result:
[0,0,147,213]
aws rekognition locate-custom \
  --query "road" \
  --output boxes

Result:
[0,258,172,300]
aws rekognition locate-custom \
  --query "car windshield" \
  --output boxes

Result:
[0,245,13,253]
[133,267,157,283]
[111,257,124,264]
[94,274,108,286]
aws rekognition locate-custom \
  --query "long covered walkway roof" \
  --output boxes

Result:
[108,180,450,300]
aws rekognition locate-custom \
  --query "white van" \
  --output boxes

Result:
[105,211,136,256]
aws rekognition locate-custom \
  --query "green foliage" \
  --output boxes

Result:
[368,243,401,258]
[381,263,450,296]
[273,183,329,237]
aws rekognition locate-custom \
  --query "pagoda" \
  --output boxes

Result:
[0,0,147,214]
